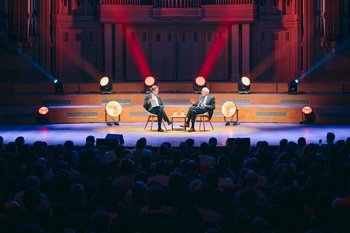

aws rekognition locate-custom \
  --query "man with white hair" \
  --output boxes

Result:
[181,87,215,132]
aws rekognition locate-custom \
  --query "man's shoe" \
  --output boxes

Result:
[158,128,164,132]
[188,128,195,132]
[167,120,173,125]
[180,123,190,128]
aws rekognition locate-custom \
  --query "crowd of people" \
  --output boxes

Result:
[1,132,350,233]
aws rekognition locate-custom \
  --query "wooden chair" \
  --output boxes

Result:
[196,112,214,131]
[144,112,168,131]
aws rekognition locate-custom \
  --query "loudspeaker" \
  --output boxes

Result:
[105,133,125,145]
[226,138,251,151]
[96,134,124,147]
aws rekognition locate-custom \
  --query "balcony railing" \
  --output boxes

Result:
[153,0,201,8]
[99,0,151,4]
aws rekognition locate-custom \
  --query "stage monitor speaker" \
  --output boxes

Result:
[226,138,251,152]
[96,134,125,147]
[105,133,125,145]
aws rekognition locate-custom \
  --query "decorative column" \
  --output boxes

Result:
[241,23,250,77]
[104,23,113,80]
[230,24,240,80]
[114,24,123,81]
[302,0,315,82]
[39,0,51,71]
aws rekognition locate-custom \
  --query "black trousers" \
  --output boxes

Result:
[148,106,170,128]
[186,106,207,123]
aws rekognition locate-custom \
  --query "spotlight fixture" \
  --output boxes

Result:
[144,76,156,93]
[53,79,64,95]
[238,76,251,94]
[193,76,206,94]
[100,76,113,94]
[300,106,316,124]
[288,79,299,95]
[105,101,122,126]
[37,106,50,124]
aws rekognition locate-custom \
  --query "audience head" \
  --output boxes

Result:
[297,137,306,148]
[135,138,146,149]
[158,143,169,157]
[86,135,96,145]
[15,136,25,147]
[147,186,165,210]
[155,159,168,175]
[120,157,134,175]
[244,170,258,186]
[249,217,273,233]
[0,136,4,149]
[199,142,209,154]
[88,210,109,233]
[326,132,335,144]
[208,137,217,145]
[185,138,195,149]
[195,182,214,207]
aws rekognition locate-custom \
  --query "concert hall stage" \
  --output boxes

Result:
[1,82,349,148]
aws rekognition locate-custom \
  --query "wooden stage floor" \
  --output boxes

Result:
[1,122,349,148]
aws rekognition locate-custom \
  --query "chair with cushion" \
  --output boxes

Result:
[144,111,168,131]
[196,111,214,131]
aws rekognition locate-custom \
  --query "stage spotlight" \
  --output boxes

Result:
[53,79,64,95]
[193,76,206,94]
[144,76,156,93]
[288,79,299,95]
[300,106,316,124]
[100,76,113,94]
[37,106,50,124]
[238,76,251,94]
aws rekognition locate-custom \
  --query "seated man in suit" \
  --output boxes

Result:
[181,87,215,132]
[143,85,172,132]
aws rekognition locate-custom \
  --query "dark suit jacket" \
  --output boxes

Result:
[143,94,164,111]
[194,94,216,118]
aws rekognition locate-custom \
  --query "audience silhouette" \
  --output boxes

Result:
[0,132,350,233]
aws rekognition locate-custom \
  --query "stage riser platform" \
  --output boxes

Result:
[1,93,350,106]
[1,93,350,124]
[0,104,350,124]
